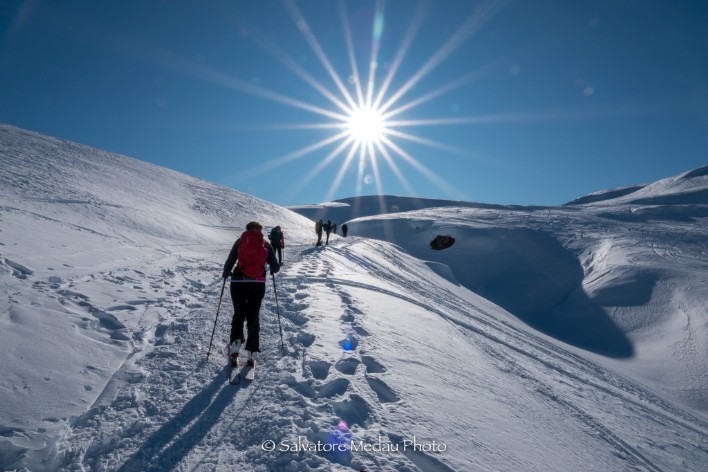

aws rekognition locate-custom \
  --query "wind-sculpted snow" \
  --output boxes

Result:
[565,185,646,205]
[568,164,708,207]
[2,124,708,470]
[0,124,313,245]
[345,200,708,415]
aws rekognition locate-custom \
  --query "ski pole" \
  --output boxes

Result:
[272,272,285,352]
[206,278,227,360]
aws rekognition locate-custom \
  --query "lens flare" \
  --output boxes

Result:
[326,420,352,458]
[340,335,357,351]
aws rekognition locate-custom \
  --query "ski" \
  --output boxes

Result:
[243,359,256,381]
[228,357,255,384]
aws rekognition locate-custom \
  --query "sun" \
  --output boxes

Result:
[228,0,507,200]
[345,106,387,145]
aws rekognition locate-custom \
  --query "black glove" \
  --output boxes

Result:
[270,266,279,276]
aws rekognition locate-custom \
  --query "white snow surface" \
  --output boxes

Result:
[1,123,707,471]
[565,165,708,206]
[287,195,512,225]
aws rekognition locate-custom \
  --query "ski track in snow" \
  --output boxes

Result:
[48,240,708,472]
[52,244,404,471]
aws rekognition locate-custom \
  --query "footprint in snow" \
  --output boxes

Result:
[352,325,370,337]
[332,394,371,428]
[289,377,351,399]
[296,332,316,347]
[307,359,332,380]
[339,335,359,351]
[365,376,399,403]
[317,377,350,398]
[334,357,360,375]
[281,309,308,326]
[361,355,386,373]
[282,302,308,312]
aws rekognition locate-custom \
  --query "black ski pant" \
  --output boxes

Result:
[274,246,282,264]
[230,281,266,352]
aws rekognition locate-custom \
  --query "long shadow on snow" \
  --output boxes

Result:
[118,367,239,472]
[361,221,637,358]
[447,229,636,358]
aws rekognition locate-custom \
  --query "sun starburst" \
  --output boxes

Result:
[345,105,387,146]
[224,0,509,201]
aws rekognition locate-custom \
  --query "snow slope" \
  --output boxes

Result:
[344,203,708,413]
[299,176,708,416]
[0,124,312,468]
[565,165,708,206]
[2,124,707,471]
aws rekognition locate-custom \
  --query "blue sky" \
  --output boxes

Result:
[1,0,707,206]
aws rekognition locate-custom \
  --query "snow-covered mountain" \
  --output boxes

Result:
[2,124,707,471]
[565,165,708,206]
[287,195,519,225]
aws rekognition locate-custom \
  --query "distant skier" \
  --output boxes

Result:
[324,220,333,245]
[342,223,348,237]
[222,221,280,368]
[332,223,337,235]
[315,218,323,246]
[269,225,285,265]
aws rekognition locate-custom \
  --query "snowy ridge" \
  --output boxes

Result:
[565,165,708,206]
[0,125,313,245]
[2,124,708,471]
[564,185,647,205]
[287,195,530,226]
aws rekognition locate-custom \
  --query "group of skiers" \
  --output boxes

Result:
[314,219,348,246]
[219,217,350,369]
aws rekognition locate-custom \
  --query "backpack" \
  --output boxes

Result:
[237,230,267,278]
